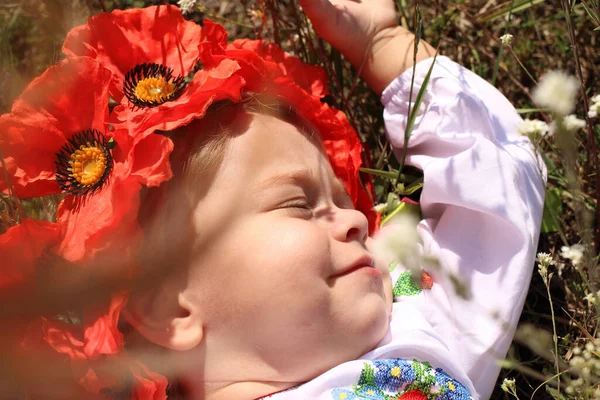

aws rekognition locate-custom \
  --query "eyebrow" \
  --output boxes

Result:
[254,169,314,193]
[253,168,347,195]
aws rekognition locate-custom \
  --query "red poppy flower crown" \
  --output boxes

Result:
[0,5,377,399]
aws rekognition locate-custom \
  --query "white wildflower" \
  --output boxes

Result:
[372,213,421,272]
[501,377,516,392]
[532,70,579,116]
[586,342,595,352]
[517,119,550,137]
[570,355,585,369]
[561,244,585,266]
[177,0,196,14]
[563,114,586,132]
[589,94,600,118]
[536,252,555,266]
[247,8,264,24]
[500,33,513,45]
[585,291,599,305]
[373,203,388,213]
[536,252,554,285]
[566,386,574,394]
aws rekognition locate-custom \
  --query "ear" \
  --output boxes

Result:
[123,288,204,351]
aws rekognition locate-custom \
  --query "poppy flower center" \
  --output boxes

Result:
[134,76,177,103]
[70,145,107,186]
[56,129,114,196]
[123,63,185,109]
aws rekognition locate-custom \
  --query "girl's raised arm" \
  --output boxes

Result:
[381,56,546,398]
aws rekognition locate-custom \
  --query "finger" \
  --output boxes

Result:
[297,0,338,26]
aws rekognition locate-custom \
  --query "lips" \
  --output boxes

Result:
[333,255,376,278]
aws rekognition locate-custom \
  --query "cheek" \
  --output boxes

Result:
[195,216,331,314]
[238,216,332,291]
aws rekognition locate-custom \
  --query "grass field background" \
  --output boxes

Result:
[1,0,599,398]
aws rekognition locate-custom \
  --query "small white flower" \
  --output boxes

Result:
[536,252,555,266]
[177,0,196,14]
[586,342,595,352]
[372,213,421,272]
[533,71,579,116]
[585,291,599,305]
[588,94,600,118]
[501,377,516,392]
[562,114,586,132]
[561,244,585,266]
[517,119,550,137]
[373,203,388,213]
[500,33,513,45]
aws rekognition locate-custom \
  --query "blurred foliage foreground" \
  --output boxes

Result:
[2,0,600,399]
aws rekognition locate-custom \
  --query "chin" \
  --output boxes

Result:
[340,296,390,360]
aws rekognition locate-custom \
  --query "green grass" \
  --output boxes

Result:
[1,0,599,398]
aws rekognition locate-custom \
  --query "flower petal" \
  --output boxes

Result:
[83,292,128,358]
[0,219,60,289]
[130,133,174,187]
[229,38,329,98]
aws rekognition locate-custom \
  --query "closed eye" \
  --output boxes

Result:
[279,199,313,217]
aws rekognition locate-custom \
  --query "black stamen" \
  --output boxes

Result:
[123,63,186,109]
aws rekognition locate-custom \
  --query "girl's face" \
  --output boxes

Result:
[184,112,390,383]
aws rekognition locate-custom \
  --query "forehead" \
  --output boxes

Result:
[219,113,335,180]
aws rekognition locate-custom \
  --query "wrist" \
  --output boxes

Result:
[358,26,436,95]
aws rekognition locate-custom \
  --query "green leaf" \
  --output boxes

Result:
[546,385,569,400]
[541,188,563,233]
[516,107,552,114]
[479,0,546,23]
[398,177,424,196]
[386,192,400,211]
[403,52,438,158]
[360,167,398,180]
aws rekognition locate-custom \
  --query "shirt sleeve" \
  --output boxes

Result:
[381,56,546,399]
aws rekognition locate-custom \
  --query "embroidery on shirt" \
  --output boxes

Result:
[330,358,472,400]
[393,271,433,299]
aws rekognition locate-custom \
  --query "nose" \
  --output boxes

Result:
[330,206,369,244]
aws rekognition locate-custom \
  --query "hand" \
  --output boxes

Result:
[298,0,398,71]
[299,0,436,94]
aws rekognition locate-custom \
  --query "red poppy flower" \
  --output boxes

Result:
[62,5,201,104]
[54,125,173,263]
[0,219,61,364]
[21,316,168,399]
[0,57,112,198]
[18,318,107,400]
[62,6,247,140]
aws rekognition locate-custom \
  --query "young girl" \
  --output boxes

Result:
[0,1,545,399]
